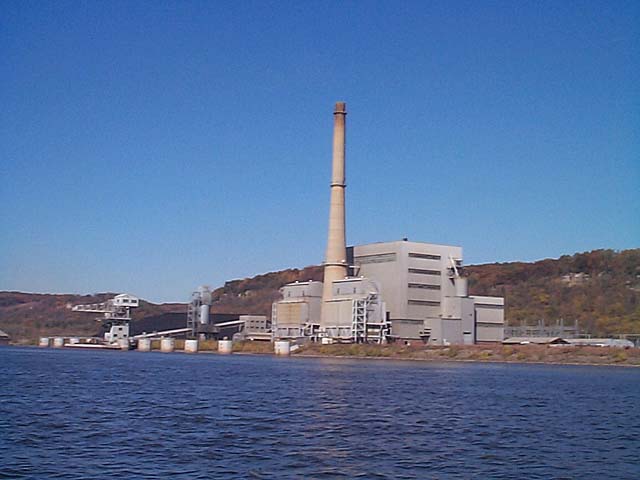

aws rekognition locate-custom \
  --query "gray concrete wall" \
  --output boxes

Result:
[352,242,406,318]
[353,240,463,331]
[471,295,505,342]
[461,298,476,344]
[476,324,505,342]
[391,319,423,340]
[275,281,323,328]
[353,241,506,344]
[442,318,463,345]
[273,281,324,338]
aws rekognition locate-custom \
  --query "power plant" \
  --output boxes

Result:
[36,102,640,355]
[52,101,504,352]
[272,102,505,345]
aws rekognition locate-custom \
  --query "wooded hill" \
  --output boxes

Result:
[466,248,640,335]
[1,249,638,342]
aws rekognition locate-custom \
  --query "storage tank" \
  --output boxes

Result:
[198,286,212,305]
[199,304,210,325]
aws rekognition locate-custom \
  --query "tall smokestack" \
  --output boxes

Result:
[321,102,348,324]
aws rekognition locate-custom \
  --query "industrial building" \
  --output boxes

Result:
[271,101,505,345]
[273,239,505,345]
[72,293,139,344]
[186,285,270,341]
[272,280,322,339]
[272,277,389,343]
[348,240,504,344]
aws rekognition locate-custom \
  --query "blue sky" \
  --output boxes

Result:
[1,0,638,303]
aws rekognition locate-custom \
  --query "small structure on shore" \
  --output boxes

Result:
[0,329,10,345]
[503,337,569,345]
[503,336,635,348]
[72,294,139,345]
[567,338,634,348]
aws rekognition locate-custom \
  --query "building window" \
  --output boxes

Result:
[408,268,441,275]
[355,253,397,264]
[408,300,441,306]
[408,253,441,260]
[408,283,440,290]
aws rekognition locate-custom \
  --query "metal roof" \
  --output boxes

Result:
[567,338,634,348]
[503,336,569,345]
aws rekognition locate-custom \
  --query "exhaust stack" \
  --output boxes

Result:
[321,102,348,325]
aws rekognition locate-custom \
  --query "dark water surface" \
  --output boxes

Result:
[1,347,639,479]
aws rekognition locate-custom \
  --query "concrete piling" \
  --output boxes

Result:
[184,339,199,353]
[137,338,151,352]
[160,338,175,353]
[218,340,233,354]
[274,340,291,356]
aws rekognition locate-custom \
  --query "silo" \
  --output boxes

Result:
[198,286,212,327]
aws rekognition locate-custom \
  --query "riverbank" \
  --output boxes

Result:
[288,343,640,367]
[14,339,640,366]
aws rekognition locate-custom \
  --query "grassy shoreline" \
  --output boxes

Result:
[287,343,640,367]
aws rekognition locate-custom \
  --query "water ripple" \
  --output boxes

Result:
[1,347,639,479]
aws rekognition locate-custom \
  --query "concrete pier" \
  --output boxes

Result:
[274,340,291,356]
[184,339,199,353]
[218,340,233,354]
[160,338,175,353]
[137,338,151,352]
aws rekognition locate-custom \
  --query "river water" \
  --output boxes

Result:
[1,346,638,479]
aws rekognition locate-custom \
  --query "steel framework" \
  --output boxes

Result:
[350,293,390,344]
